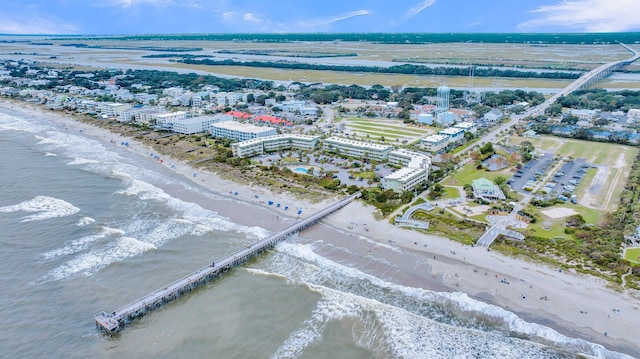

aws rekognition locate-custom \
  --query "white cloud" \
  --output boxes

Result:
[327,10,370,24]
[0,15,78,34]
[404,0,437,20]
[102,0,174,8]
[243,12,263,24]
[295,10,370,30]
[222,11,235,21]
[519,0,640,32]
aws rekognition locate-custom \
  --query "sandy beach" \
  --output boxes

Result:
[3,99,639,357]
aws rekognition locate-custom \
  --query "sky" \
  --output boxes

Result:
[1,0,640,35]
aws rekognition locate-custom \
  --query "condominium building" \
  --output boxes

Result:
[171,115,230,135]
[388,149,431,169]
[154,111,188,128]
[454,121,477,134]
[117,106,163,123]
[323,137,393,161]
[210,121,276,142]
[420,134,450,153]
[232,134,321,158]
[384,167,429,193]
[438,127,465,143]
[98,102,132,117]
[384,149,431,193]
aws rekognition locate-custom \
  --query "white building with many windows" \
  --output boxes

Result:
[171,115,230,135]
[210,121,276,142]
[232,134,321,158]
[154,111,188,129]
[384,149,431,193]
[454,121,477,134]
[438,127,465,143]
[420,134,450,153]
[323,137,393,161]
[98,102,132,117]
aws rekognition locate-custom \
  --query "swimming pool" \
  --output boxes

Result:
[293,167,308,174]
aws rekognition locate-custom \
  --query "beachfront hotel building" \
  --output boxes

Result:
[384,167,429,193]
[384,149,431,193]
[420,134,450,153]
[171,115,230,135]
[323,137,393,161]
[98,102,132,117]
[232,134,321,158]
[154,111,188,128]
[209,121,276,142]
[388,149,431,169]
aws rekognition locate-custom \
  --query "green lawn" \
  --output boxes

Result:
[528,219,569,240]
[446,162,511,186]
[442,186,462,199]
[510,135,637,166]
[624,247,640,264]
[347,124,424,137]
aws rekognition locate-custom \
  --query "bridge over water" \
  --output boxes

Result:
[95,192,360,334]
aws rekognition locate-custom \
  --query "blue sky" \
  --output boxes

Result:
[1,0,639,35]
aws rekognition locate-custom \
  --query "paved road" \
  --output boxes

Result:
[458,43,640,161]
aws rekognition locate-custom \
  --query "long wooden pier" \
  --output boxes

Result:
[95,192,359,334]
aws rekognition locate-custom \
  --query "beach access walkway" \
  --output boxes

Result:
[95,192,360,334]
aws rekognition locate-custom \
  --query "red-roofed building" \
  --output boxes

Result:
[254,115,292,127]
[226,110,252,120]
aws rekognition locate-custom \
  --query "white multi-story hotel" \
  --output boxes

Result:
[420,134,450,153]
[117,106,163,123]
[384,149,431,193]
[384,167,429,193]
[154,111,188,128]
[454,121,477,134]
[388,149,431,169]
[210,121,276,142]
[323,137,393,161]
[171,114,230,135]
[232,134,321,158]
[438,127,465,143]
[98,102,132,117]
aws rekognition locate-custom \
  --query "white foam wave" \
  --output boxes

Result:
[44,152,57,157]
[77,217,95,226]
[40,225,124,260]
[43,236,156,281]
[269,242,630,359]
[114,174,270,240]
[0,196,80,222]
[68,157,100,165]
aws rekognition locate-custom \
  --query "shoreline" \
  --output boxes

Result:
[2,99,639,357]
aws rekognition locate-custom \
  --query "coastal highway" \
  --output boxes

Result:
[457,42,640,159]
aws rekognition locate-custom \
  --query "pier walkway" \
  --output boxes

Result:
[95,192,360,334]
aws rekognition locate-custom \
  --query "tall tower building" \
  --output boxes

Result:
[436,84,450,115]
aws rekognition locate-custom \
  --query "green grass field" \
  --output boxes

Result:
[510,136,637,166]
[442,186,462,199]
[446,162,511,186]
[624,247,640,264]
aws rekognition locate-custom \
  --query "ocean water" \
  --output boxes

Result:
[0,108,632,359]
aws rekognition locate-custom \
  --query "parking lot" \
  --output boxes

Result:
[509,153,555,194]
[545,158,590,200]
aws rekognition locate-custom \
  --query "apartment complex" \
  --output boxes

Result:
[420,134,450,153]
[384,149,431,193]
[210,121,276,142]
[232,134,321,158]
[323,137,393,161]
[171,115,230,135]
